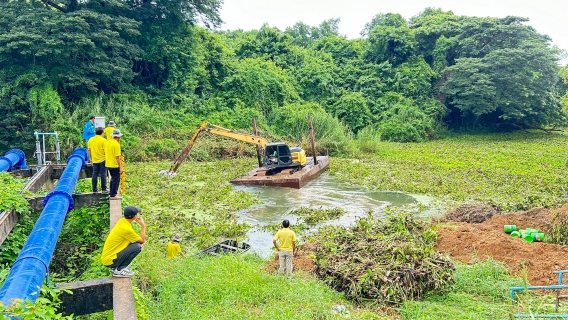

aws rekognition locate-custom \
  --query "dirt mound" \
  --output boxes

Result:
[442,203,502,223]
[265,252,314,273]
[436,206,568,285]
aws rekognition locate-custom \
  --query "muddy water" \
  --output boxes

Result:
[233,174,430,258]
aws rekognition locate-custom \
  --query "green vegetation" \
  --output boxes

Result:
[0,286,72,320]
[127,160,259,249]
[1,0,567,315]
[136,246,357,319]
[399,258,523,319]
[290,207,345,225]
[338,132,568,211]
[1,2,566,155]
[0,173,29,214]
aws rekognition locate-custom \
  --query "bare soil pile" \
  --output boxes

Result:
[437,205,568,285]
[265,252,314,273]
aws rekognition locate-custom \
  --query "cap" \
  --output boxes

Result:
[108,121,116,126]
[111,129,123,137]
[124,206,141,219]
[172,234,182,242]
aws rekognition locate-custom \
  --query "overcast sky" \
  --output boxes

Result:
[220,0,568,65]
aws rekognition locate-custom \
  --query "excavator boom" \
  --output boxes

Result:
[206,124,268,147]
[160,122,209,177]
[160,122,268,177]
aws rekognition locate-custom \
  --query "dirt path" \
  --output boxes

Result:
[436,206,568,285]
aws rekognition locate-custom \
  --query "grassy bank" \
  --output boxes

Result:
[134,246,384,319]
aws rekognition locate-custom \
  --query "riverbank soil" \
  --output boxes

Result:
[266,251,314,273]
[436,205,568,285]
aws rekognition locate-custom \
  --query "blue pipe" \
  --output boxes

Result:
[0,149,28,172]
[0,148,87,306]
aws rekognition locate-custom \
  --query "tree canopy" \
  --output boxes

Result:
[0,3,565,153]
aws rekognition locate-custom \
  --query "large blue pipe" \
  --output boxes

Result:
[0,149,28,172]
[0,148,87,306]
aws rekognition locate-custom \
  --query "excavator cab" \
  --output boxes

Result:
[264,143,306,170]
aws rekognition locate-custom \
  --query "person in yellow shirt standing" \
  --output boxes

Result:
[273,220,297,277]
[166,234,184,259]
[101,206,146,277]
[104,121,116,140]
[106,129,124,199]
[87,127,107,193]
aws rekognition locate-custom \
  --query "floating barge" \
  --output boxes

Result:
[230,156,329,189]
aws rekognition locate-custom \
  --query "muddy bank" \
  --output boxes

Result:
[437,205,568,285]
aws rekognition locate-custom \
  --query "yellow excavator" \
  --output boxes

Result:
[159,122,306,177]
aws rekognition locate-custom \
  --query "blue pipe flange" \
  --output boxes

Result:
[5,149,26,169]
[0,156,13,172]
[43,190,75,212]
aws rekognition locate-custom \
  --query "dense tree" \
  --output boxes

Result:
[441,41,561,127]
[360,13,406,37]
[365,24,416,66]
[0,2,565,152]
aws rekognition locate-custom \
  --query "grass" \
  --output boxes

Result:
[399,258,523,319]
[134,245,388,320]
[335,132,568,211]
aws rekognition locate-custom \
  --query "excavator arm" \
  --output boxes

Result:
[160,122,268,176]
[205,124,268,147]
[160,122,209,176]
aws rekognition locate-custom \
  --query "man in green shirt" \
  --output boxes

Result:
[273,219,297,277]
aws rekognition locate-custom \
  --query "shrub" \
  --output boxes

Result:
[269,102,352,155]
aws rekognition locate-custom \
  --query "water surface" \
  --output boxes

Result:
[234,174,429,257]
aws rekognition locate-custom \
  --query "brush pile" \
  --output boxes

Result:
[442,203,501,223]
[310,214,454,306]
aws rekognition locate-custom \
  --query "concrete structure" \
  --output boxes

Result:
[27,193,109,213]
[58,277,136,319]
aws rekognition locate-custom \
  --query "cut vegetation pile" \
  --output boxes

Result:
[309,214,455,306]
[441,203,502,223]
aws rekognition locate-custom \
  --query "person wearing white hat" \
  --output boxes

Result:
[104,121,116,140]
[166,234,184,259]
[106,128,124,198]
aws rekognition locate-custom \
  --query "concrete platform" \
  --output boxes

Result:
[58,277,137,319]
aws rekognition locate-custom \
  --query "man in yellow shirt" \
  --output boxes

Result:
[104,121,116,140]
[101,206,146,277]
[106,129,123,199]
[166,234,184,259]
[273,220,297,277]
[87,127,107,193]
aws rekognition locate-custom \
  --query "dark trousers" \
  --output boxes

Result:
[109,167,120,197]
[107,243,142,270]
[91,161,107,192]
